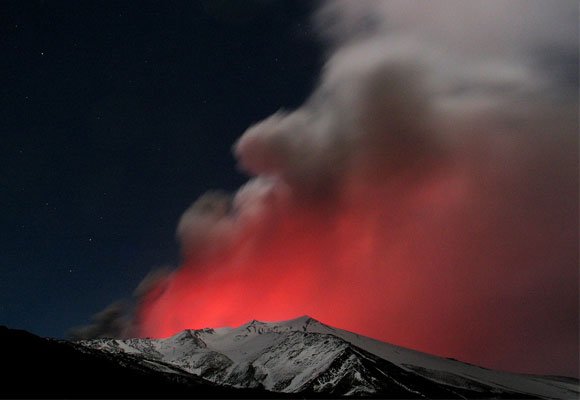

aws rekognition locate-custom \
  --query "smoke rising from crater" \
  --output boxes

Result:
[80,1,578,377]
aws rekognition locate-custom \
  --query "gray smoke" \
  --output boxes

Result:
[77,0,578,377]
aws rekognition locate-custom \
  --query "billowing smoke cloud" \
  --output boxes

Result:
[79,0,578,377]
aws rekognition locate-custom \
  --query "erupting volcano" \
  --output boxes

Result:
[75,0,578,379]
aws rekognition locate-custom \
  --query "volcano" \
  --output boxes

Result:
[70,316,578,398]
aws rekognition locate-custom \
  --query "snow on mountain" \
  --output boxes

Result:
[78,316,579,398]
[0,325,275,398]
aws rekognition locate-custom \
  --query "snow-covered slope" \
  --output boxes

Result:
[0,325,273,398]
[78,316,579,398]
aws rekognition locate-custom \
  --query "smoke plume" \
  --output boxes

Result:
[81,1,579,377]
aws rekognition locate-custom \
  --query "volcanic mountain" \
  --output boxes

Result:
[2,317,578,398]
[70,316,578,398]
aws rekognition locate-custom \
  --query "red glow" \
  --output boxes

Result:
[138,169,466,343]
[136,156,578,377]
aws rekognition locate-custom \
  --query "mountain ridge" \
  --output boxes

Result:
[76,316,579,398]
[0,325,280,398]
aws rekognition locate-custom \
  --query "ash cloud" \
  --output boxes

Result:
[82,0,578,377]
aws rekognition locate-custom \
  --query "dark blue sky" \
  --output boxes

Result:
[0,0,322,338]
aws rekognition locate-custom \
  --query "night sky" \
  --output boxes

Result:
[1,0,321,338]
